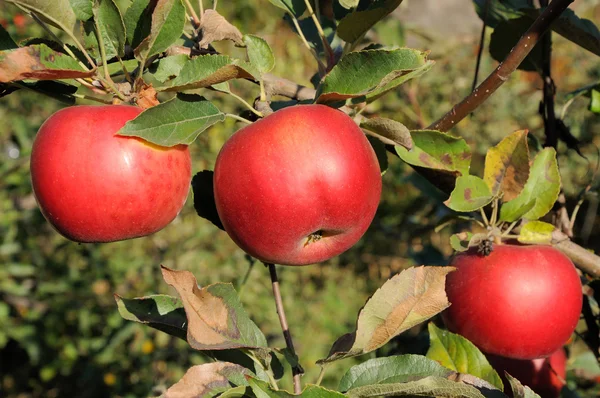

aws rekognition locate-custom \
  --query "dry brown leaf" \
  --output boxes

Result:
[0,46,95,82]
[198,9,243,49]
[165,362,249,398]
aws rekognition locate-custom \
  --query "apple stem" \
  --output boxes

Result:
[267,263,303,395]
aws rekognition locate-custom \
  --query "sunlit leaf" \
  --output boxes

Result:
[92,0,126,59]
[319,266,453,364]
[426,324,504,391]
[157,54,259,92]
[69,0,93,20]
[483,130,529,201]
[396,130,471,176]
[517,221,554,245]
[165,362,250,398]
[345,376,501,398]
[117,94,224,146]
[0,44,95,82]
[590,89,600,114]
[445,176,493,213]
[134,0,185,64]
[161,266,268,350]
[450,232,473,253]
[339,355,453,392]
[316,48,431,103]
[244,34,275,75]
[499,148,560,222]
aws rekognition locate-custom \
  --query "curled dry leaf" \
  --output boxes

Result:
[134,79,160,109]
[0,45,95,82]
[165,362,250,398]
[319,266,454,364]
[161,266,268,351]
[198,9,244,49]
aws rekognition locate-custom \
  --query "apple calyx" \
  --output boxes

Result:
[304,231,324,247]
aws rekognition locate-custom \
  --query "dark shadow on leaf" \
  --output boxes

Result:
[191,170,224,230]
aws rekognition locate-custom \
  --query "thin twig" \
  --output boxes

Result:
[540,0,558,148]
[183,0,200,26]
[472,0,490,92]
[428,0,574,132]
[267,264,302,395]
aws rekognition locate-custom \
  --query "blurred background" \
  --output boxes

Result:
[1,0,599,397]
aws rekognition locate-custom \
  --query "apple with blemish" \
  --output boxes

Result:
[213,104,382,266]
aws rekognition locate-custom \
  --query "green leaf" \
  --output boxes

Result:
[483,130,529,201]
[134,0,185,64]
[117,94,224,146]
[505,373,542,398]
[158,54,259,92]
[489,17,542,72]
[151,53,189,82]
[0,44,95,82]
[115,294,188,340]
[498,197,536,223]
[7,0,77,34]
[243,34,275,75]
[590,89,600,114]
[345,376,502,398]
[360,117,412,150]
[450,232,473,253]
[69,0,93,20]
[339,355,454,392]
[0,25,18,51]
[337,0,403,44]
[316,48,431,103]
[517,221,555,245]
[499,148,560,221]
[124,0,152,48]
[247,378,346,398]
[426,324,504,391]
[445,175,494,213]
[267,0,306,17]
[161,266,268,350]
[93,0,126,59]
[165,362,251,398]
[318,266,453,364]
[396,130,471,176]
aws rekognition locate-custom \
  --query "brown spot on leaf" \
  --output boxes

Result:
[440,153,452,166]
[464,188,472,201]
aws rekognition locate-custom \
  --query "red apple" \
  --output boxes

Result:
[487,348,567,397]
[213,104,382,266]
[30,105,191,243]
[442,244,581,359]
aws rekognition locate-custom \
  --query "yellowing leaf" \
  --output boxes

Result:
[517,221,555,245]
[318,266,454,364]
[483,130,529,201]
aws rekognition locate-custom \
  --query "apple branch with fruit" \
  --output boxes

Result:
[2,0,600,397]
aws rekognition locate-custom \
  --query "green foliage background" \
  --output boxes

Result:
[1,1,599,397]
